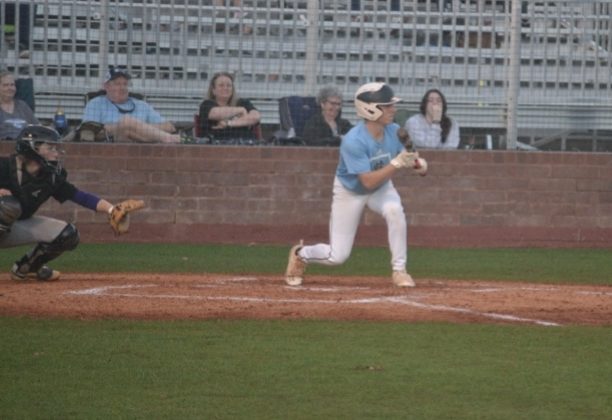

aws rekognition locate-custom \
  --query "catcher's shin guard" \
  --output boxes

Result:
[11,223,79,281]
[0,196,22,238]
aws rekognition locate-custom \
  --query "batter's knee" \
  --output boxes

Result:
[382,201,405,218]
[329,249,351,265]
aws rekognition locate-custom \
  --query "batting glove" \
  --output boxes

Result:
[391,151,418,169]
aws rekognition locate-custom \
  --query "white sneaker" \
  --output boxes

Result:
[392,270,415,287]
[285,240,306,286]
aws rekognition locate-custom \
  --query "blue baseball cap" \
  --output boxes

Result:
[104,67,131,83]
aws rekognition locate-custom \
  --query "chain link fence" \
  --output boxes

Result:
[1,0,611,150]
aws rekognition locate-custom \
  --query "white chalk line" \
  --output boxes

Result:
[384,296,560,327]
[67,284,155,295]
[63,281,570,327]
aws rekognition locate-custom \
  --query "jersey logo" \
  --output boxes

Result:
[370,152,391,171]
[31,189,42,198]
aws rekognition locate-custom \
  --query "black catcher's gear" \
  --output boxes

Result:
[11,223,79,280]
[15,125,63,175]
[0,195,22,237]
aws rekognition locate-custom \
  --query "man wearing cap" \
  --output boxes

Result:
[82,67,181,143]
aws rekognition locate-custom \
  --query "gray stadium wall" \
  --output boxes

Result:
[2,143,610,248]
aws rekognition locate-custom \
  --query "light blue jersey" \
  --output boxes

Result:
[336,121,404,194]
[82,95,164,125]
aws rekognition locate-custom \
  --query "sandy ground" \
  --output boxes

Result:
[2,273,611,327]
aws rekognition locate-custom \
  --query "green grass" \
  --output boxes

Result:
[1,244,611,419]
[1,318,611,419]
[1,244,611,284]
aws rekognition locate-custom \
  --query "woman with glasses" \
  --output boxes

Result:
[302,85,353,147]
[404,89,460,149]
[198,72,261,145]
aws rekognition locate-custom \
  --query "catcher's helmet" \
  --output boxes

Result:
[15,125,63,175]
[354,83,401,121]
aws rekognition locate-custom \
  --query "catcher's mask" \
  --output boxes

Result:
[354,83,401,121]
[15,125,64,175]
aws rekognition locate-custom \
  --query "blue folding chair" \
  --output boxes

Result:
[271,96,319,146]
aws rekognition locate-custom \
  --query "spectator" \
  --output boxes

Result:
[0,71,38,140]
[198,72,261,144]
[302,86,353,147]
[404,89,460,149]
[82,67,181,143]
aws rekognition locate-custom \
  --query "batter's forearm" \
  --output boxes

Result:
[359,166,396,190]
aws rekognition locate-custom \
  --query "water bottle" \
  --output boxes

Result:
[54,107,67,135]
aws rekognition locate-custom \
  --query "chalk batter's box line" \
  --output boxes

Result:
[64,279,567,327]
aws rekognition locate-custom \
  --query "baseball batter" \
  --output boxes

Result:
[0,125,142,281]
[285,83,426,288]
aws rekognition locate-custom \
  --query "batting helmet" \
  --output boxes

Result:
[15,125,63,175]
[354,83,401,121]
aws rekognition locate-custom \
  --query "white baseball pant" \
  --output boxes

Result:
[299,176,407,271]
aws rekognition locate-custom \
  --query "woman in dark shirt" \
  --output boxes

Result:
[302,86,352,146]
[198,72,261,144]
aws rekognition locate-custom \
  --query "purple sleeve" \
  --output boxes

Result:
[71,190,101,211]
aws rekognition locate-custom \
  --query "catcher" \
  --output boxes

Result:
[0,125,144,281]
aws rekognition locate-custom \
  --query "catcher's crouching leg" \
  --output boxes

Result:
[0,196,22,239]
[11,223,80,281]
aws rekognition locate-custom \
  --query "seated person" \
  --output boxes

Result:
[405,89,460,149]
[0,71,38,140]
[302,86,352,147]
[198,72,261,144]
[82,67,180,143]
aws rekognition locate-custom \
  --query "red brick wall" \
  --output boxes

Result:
[2,143,611,247]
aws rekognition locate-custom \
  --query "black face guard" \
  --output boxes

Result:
[15,125,64,176]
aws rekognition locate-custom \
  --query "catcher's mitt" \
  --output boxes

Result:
[109,199,145,235]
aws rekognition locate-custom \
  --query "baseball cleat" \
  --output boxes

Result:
[392,270,415,287]
[10,264,61,282]
[285,240,306,286]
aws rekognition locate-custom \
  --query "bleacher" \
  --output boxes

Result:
[2,0,611,150]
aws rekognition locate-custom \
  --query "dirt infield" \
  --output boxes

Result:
[1,273,611,327]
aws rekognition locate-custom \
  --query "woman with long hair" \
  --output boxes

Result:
[404,89,460,149]
[198,72,261,144]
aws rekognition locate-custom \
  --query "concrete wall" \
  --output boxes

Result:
[2,143,611,248]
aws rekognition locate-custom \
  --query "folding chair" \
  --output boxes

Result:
[15,78,35,111]
[394,108,416,127]
[68,90,146,142]
[85,89,145,103]
[271,96,319,146]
